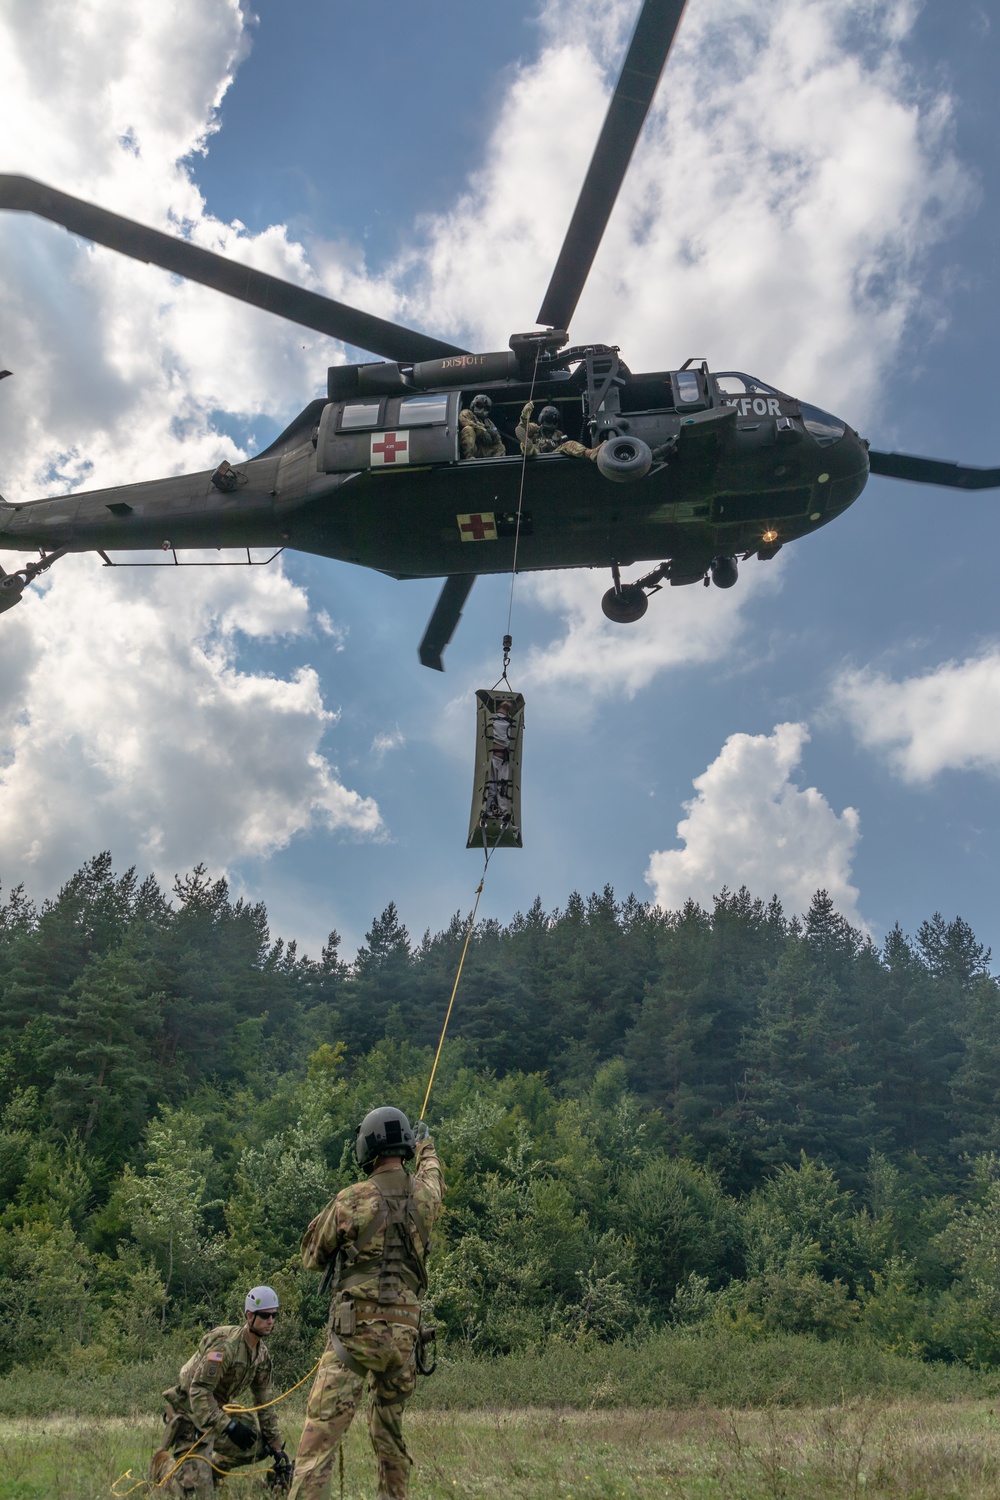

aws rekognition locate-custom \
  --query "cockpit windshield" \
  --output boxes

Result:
[714,372,789,398]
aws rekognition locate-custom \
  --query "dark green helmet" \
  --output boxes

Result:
[355,1105,415,1171]
[538,405,562,431]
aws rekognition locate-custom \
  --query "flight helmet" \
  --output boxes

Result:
[538,405,562,432]
[355,1105,416,1172]
[470,394,492,418]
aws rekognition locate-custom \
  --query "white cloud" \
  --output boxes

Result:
[0,555,381,889]
[371,729,406,762]
[832,649,1000,782]
[646,722,864,925]
[519,557,783,697]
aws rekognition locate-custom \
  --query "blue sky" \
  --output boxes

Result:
[2,0,1000,963]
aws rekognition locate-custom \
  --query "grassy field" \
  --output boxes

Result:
[4,1400,1000,1499]
[1,1331,992,1418]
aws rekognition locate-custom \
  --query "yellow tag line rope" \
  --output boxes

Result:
[111,1361,320,1495]
[421,875,485,1118]
[222,1358,320,1414]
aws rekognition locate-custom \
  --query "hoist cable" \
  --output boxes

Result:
[505,342,543,640]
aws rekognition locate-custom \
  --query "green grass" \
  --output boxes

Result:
[419,1330,995,1410]
[0,1331,993,1420]
[5,1402,1000,1499]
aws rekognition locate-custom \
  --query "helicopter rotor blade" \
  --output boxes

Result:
[536,0,687,331]
[0,175,469,364]
[418,575,477,671]
[868,449,1000,490]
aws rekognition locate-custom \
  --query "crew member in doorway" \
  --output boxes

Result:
[517,401,601,460]
[152,1286,289,1496]
[484,697,517,827]
[289,1109,444,1500]
[459,393,506,458]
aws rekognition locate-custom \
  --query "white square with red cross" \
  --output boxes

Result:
[457,512,498,541]
[370,430,410,466]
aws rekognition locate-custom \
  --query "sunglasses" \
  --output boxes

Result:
[251,1310,279,1320]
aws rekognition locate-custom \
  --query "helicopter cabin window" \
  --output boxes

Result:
[398,394,449,426]
[339,400,383,431]
[675,370,702,405]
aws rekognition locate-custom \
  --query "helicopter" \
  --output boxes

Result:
[1,0,998,672]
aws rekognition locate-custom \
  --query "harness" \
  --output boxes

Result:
[331,1175,430,1305]
[326,1175,432,1378]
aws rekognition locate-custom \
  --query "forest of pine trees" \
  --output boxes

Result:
[3,852,1000,1376]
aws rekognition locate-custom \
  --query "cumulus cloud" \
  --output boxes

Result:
[519,558,783,698]
[646,722,864,925]
[0,0,389,893]
[832,649,1000,782]
[0,555,381,889]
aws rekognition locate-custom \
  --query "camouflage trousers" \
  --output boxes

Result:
[151,1411,272,1497]
[288,1323,417,1500]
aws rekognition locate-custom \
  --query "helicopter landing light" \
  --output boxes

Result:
[809,512,821,521]
[762,529,779,544]
[817,472,830,483]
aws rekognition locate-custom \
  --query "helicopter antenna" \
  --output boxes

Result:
[537,0,687,332]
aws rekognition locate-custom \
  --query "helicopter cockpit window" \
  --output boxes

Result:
[339,400,383,431]
[398,394,449,426]
[715,372,788,398]
[799,402,846,446]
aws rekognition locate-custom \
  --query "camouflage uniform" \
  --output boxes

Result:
[153,1324,282,1497]
[458,408,506,459]
[517,400,599,460]
[288,1137,445,1500]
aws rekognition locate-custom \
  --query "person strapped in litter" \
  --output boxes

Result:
[467,689,525,850]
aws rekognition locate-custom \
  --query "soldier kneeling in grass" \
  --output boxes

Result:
[151,1285,291,1496]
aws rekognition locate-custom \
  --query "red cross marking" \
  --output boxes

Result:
[460,513,495,540]
[372,431,408,463]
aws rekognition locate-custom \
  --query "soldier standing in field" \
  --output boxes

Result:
[458,393,506,458]
[288,1107,444,1500]
[152,1284,290,1496]
[517,399,601,460]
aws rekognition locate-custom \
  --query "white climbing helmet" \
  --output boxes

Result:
[245,1285,280,1314]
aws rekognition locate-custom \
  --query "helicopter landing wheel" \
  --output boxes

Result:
[601,584,648,624]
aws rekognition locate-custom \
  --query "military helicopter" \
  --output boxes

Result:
[1,0,997,670]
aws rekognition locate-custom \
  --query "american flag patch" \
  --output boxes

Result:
[206,1351,224,1362]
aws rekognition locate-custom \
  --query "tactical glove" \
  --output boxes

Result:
[266,1447,294,1491]
[225,1418,257,1451]
[414,1120,430,1142]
